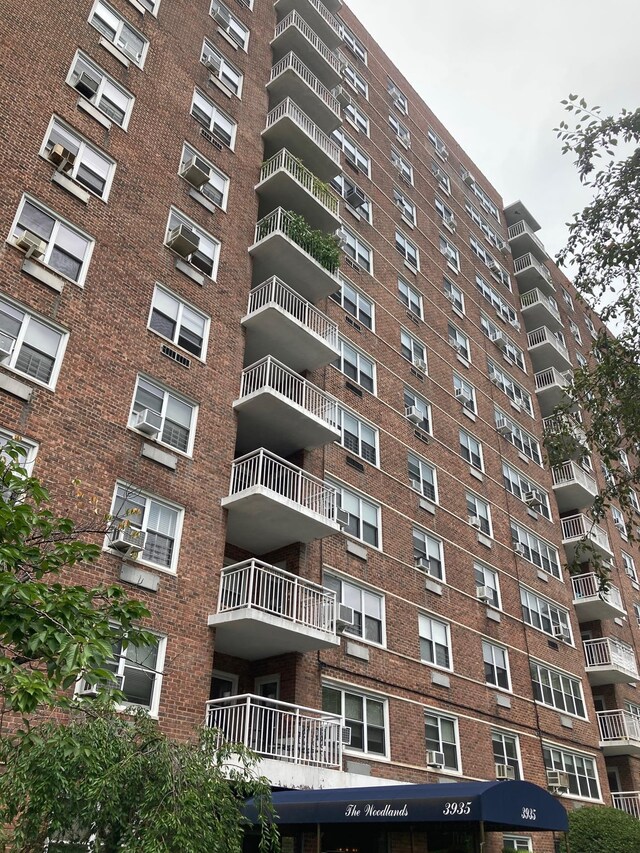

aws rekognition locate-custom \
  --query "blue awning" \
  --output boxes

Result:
[246,780,568,832]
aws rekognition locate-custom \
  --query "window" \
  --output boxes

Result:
[41,117,115,200]
[440,235,459,271]
[338,406,378,465]
[341,24,367,63]
[331,174,371,221]
[511,521,561,578]
[612,505,627,538]
[341,227,372,273]
[448,324,470,361]
[569,320,582,345]
[619,449,631,473]
[190,89,236,148]
[470,236,510,289]
[201,39,243,96]
[584,315,597,338]
[464,200,504,251]
[130,376,197,454]
[488,361,533,416]
[165,208,220,278]
[483,642,511,690]
[492,731,520,778]
[210,1,249,49]
[148,285,209,359]
[398,278,422,318]
[625,701,640,718]
[323,685,387,756]
[444,278,465,314]
[460,429,483,470]
[428,128,448,159]
[334,337,375,392]
[481,315,525,370]
[474,563,500,609]
[139,0,160,13]
[463,170,500,221]
[109,484,184,572]
[0,297,67,388]
[408,454,437,502]
[89,1,148,66]
[331,278,373,328]
[395,230,419,269]
[453,374,476,414]
[343,62,368,98]
[414,530,444,579]
[344,102,369,135]
[503,462,551,520]
[329,479,380,547]
[401,329,427,369]
[520,587,571,641]
[425,712,459,771]
[475,274,518,324]
[495,410,542,465]
[333,129,370,176]
[388,79,407,112]
[10,196,93,285]
[0,428,38,475]
[392,148,413,185]
[404,388,432,433]
[393,188,416,225]
[543,745,600,800]
[562,288,574,311]
[431,161,451,193]
[67,52,134,128]
[530,661,586,718]
[466,492,492,536]
[180,143,229,209]
[502,837,532,852]
[436,197,456,231]
[389,114,410,147]
[419,615,451,669]
[324,574,384,644]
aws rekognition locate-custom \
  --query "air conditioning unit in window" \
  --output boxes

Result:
[345,186,366,210]
[442,248,457,265]
[15,230,46,260]
[48,143,76,173]
[180,155,210,188]
[75,72,99,99]
[413,357,427,372]
[427,750,445,768]
[495,763,515,781]
[524,490,544,510]
[410,478,422,493]
[0,333,15,362]
[468,516,482,530]
[340,725,352,745]
[405,405,422,425]
[211,1,231,27]
[167,224,200,257]
[117,38,143,63]
[455,388,472,405]
[462,168,475,187]
[552,625,570,642]
[487,259,500,274]
[547,770,569,792]
[109,526,146,557]
[476,586,492,604]
[78,673,124,698]
[443,213,457,231]
[491,331,508,352]
[336,604,354,632]
[495,417,512,437]
[334,85,354,108]
[336,508,350,527]
[436,145,449,161]
[203,54,222,74]
[514,543,525,556]
[336,229,349,248]
[498,239,511,254]
[615,520,627,534]
[132,408,162,437]
[509,318,521,332]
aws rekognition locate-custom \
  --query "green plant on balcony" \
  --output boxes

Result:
[285,210,341,273]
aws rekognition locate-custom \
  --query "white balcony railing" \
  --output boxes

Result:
[561,514,611,553]
[598,710,640,745]
[543,414,586,443]
[247,277,338,350]
[239,356,339,426]
[308,0,342,37]
[228,448,337,520]
[513,253,554,287]
[572,573,624,611]
[527,326,570,359]
[274,10,343,76]
[508,219,548,256]
[260,149,339,216]
[265,98,341,167]
[270,52,341,119]
[535,367,571,392]
[217,559,336,632]
[520,288,562,323]
[612,792,640,819]
[583,637,639,679]
[253,206,341,275]
[206,693,343,768]
[552,461,597,494]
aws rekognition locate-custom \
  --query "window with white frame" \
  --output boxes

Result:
[190,89,236,148]
[463,171,500,222]
[621,551,637,581]
[341,24,367,63]
[431,160,451,193]
[448,323,470,361]
[165,208,220,278]
[395,230,419,269]
[619,449,631,473]
[521,587,571,641]
[453,373,476,413]
[425,712,459,771]
[483,642,511,690]
[392,148,413,184]
[130,376,197,454]
[408,453,437,502]
[388,79,407,112]
[324,574,384,644]
[323,684,387,756]
[148,285,209,359]
[612,505,627,538]
[480,315,525,370]
[67,52,134,128]
[464,200,504,251]
[435,197,456,231]
[401,329,427,369]
[41,117,115,200]
[460,429,483,470]
[338,406,378,465]
[344,102,369,135]
[492,731,521,778]
[510,520,561,578]
[470,236,510,288]
[428,128,448,159]
[404,388,432,434]
[331,174,371,221]
[414,529,444,579]
[398,278,422,318]
[543,744,600,800]
[10,196,93,285]
[331,277,374,328]
[0,428,38,475]
[329,479,380,547]
[584,315,597,337]
[474,563,500,609]
[475,274,518,324]
[341,227,372,273]
[89,1,148,66]
[393,187,416,224]
[334,338,375,392]
[201,39,243,96]
[569,320,582,345]
[530,661,586,717]
[466,492,492,536]
[180,143,229,209]
[634,603,640,628]
[626,701,640,718]
[210,1,249,49]
[343,62,368,98]
[440,235,459,271]
[503,462,551,520]
[0,297,67,389]
[333,128,371,176]
[419,615,451,669]
[502,837,532,852]
[109,484,183,572]
[389,113,410,147]
[495,409,542,465]
[488,361,533,415]
[562,287,574,311]
[630,490,640,513]
[443,278,465,314]
[139,0,160,12]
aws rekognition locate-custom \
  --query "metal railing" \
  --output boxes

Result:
[253,207,340,275]
[228,448,337,520]
[520,288,561,323]
[260,149,339,216]
[583,637,638,678]
[542,414,585,442]
[513,252,554,287]
[217,559,337,633]
[527,326,570,358]
[274,10,342,76]
[265,98,341,166]
[270,52,341,119]
[561,514,611,552]
[205,693,343,767]
[239,356,339,427]
[308,0,342,37]
[571,573,624,611]
[508,219,548,256]
[247,277,338,350]
[597,710,640,745]
[534,367,572,391]
[552,461,597,494]
[612,792,640,819]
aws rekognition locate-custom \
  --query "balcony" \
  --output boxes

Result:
[267,52,341,134]
[242,277,339,372]
[520,289,563,332]
[543,414,586,460]
[527,327,572,372]
[257,149,340,232]
[233,356,340,455]
[508,219,549,262]
[206,693,343,768]
[583,637,639,685]
[552,461,598,512]
[208,560,339,658]
[263,98,341,181]
[561,514,613,562]
[571,573,626,621]
[612,792,640,819]
[249,207,340,301]
[271,10,343,89]
[274,0,342,50]
[221,448,339,553]
[513,253,555,296]
[597,710,640,756]
[534,367,572,415]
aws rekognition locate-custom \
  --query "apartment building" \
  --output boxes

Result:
[1,0,639,850]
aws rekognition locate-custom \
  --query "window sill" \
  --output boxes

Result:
[344,204,361,221]
[446,261,460,274]
[99,36,131,68]
[456,354,470,368]
[77,96,112,130]
[208,73,234,99]
[104,547,177,578]
[141,441,179,470]
[127,0,146,13]
[174,256,205,285]
[0,371,34,402]
[401,214,415,229]
[51,170,90,204]
[451,305,465,319]
[218,27,241,50]
[21,256,66,293]
[188,187,218,214]
[462,407,476,422]
[404,260,418,275]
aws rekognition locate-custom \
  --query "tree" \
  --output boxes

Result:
[547,99,640,576]
[558,804,640,853]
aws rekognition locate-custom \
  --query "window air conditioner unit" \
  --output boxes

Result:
[180,155,210,188]
[410,478,422,492]
[405,405,422,425]
[413,357,427,372]
[167,224,200,257]
[552,625,570,641]
[468,516,482,530]
[336,604,354,632]
[340,725,352,745]
[444,248,457,264]
[476,586,492,604]
[496,417,512,437]
[444,214,457,231]
[335,85,354,108]
[427,750,445,768]
[48,143,76,173]
[345,186,366,210]
[436,145,449,161]
[547,770,569,792]
[499,239,510,253]
[514,543,525,556]
[117,38,142,63]
[416,557,436,576]
[211,2,231,27]
[462,169,475,187]
[509,318,521,332]
[336,508,350,527]
[78,674,124,698]
[0,333,14,361]
[336,229,349,248]
[203,54,222,74]
[75,72,99,99]
[132,407,163,437]
[524,490,544,509]
[487,259,500,273]
[495,764,515,781]
[109,526,146,556]
[491,331,508,352]
[455,388,471,405]
[15,230,46,259]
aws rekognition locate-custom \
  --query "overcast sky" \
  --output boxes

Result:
[345,0,640,258]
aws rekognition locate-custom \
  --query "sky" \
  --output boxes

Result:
[345,0,640,258]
